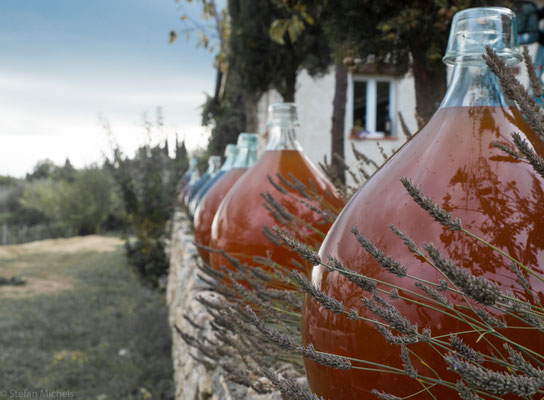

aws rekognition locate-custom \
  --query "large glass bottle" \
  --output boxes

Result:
[209,103,345,280]
[303,8,544,399]
[185,155,221,216]
[177,158,199,209]
[194,133,258,263]
[188,144,238,217]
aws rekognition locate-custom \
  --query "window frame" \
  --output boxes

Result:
[346,74,397,139]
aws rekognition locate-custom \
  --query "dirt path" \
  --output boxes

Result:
[0,235,123,259]
[0,235,124,298]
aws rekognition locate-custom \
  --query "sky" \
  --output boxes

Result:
[0,0,220,177]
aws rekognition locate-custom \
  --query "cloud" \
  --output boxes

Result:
[0,0,219,177]
[0,70,212,177]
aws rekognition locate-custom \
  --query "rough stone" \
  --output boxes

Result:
[167,212,283,400]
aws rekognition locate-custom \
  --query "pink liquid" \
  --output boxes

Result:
[210,150,345,283]
[303,106,544,399]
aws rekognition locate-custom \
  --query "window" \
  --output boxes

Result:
[349,77,395,139]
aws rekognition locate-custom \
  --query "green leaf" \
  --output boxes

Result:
[269,19,288,45]
[286,16,304,43]
[168,30,177,44]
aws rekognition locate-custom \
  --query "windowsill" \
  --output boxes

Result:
[349,135,399,141]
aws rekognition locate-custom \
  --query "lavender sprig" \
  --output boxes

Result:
[445,353,542,396]
[401,178,462,231]
[424,244,501,306]
[289,270,344,315]
[351,226,407,278]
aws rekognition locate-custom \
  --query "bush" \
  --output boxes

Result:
[106,120,189,287]
[20,167,121,236]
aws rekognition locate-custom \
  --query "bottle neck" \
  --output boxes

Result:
[232,146,257,168]
[440,64,514,108]
[266,124,303,151]
[206,158,221,174]
[220,151,238,171]
[189,169,200,183]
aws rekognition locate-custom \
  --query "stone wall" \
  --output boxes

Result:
[166,213,282,400]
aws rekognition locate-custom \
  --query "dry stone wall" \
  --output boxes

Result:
[166,213,283,400]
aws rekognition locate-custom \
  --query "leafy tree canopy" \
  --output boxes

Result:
[284,0,506,121]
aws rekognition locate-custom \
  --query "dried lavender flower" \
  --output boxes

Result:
[492,140,521,159]
[508,261,533,295]
[483,46,544,139]
[424,243,501,306]
[371,390,401,400]
[450,335,484,363]
[523,45,543,98]
[456,380,483,400]
[414,280,451,307]
[389,225,421,255]
[351,142,380,168]
[512,132,544,179]
[219,249,243,271]
[351,226,407,278]
[362,295,418,337]
[401,178,462,231]
[398,111,413,139]
[421,327,432,342]
[273,225,321,265]
[262,226,284,247]
[504,343,544,380]
[290,269,344,315]
[376,142,389,161]
[473,307,507,330]
[244,306,351,370]
[445,353,541,396]
[374,324,419,345]
[437,279,448,292]
[267,174,288,194]
[327,256,377,293]
[400,344,418,379]
[261,367,324,400]
[348,307,359,320]
[261,191,292,222]
[299,199,335,224]
[287,172,313,200]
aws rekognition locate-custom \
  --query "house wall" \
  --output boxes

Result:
[256,41,540,178]
[256,67,418,174]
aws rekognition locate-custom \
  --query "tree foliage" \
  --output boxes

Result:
[228,0,331,102]
[201,80,247,156]
[177,0,333,156]
[107,125,189,287]
[21,167,120,235]
[286,0,504,122]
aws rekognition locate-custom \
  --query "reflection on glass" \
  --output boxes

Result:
[302,105,544,399]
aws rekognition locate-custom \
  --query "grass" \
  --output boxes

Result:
[0,236,174,400]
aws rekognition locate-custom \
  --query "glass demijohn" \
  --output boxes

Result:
[209,103,345,282]
[193,134,258,263]
[302,7,544,399]
[188,145,238,216]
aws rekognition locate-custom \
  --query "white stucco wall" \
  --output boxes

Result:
[256,44,540,177]
[256,68,336,164]
[256,66,418,174]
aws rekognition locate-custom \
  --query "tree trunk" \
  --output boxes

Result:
[245,95,258,133]
[331,64,347,184]
[280,68,297,102]
[411,53,448,127]
[213,68,223,101]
